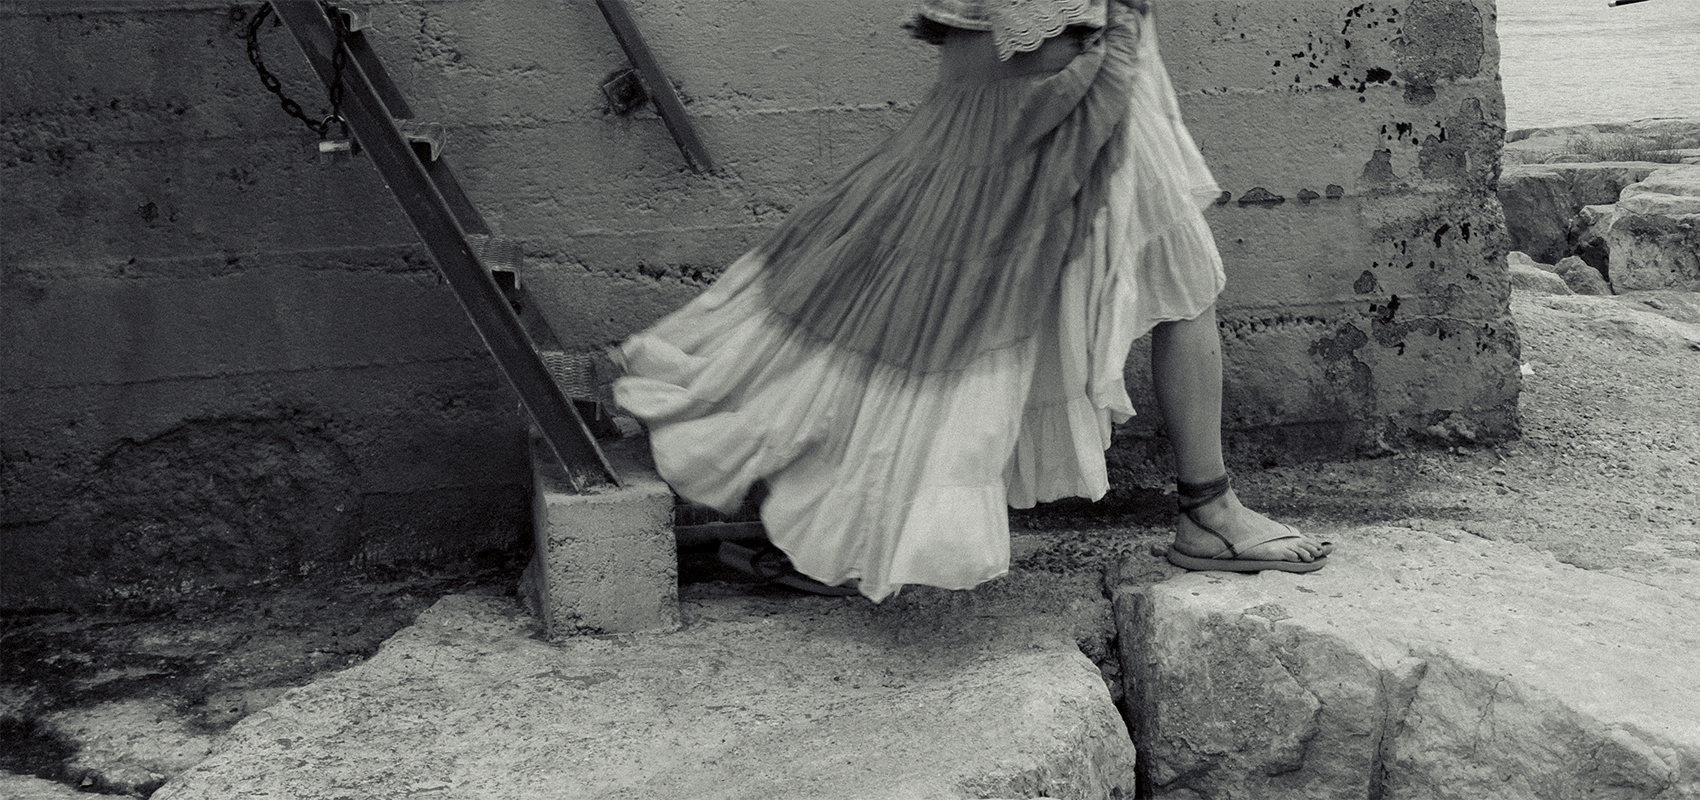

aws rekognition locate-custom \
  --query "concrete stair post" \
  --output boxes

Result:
[520,436,681,638]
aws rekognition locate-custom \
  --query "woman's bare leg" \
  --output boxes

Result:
[1151,306,1330,563]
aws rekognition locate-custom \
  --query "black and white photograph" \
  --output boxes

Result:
[2,0,1696,796]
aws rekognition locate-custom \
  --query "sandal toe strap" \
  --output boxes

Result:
[1188,513,1302,559]
[1221,526,1303,558]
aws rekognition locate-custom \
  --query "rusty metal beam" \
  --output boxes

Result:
[595,0,716,173]
[271,0,619,489]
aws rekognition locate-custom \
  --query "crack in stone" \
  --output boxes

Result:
[1465,674,1510,762]
[1369,653,1429,800]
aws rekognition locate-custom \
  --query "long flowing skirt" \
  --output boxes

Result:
[613,5,1224,601]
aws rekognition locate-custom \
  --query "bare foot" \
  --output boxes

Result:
[1173,487,1332,563]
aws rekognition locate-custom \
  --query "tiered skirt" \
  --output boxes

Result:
[614,5,1225,601]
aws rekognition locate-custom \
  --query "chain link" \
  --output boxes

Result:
[245,2,350,140]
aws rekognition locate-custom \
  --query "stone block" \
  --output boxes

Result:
[522,437,680,637]
[153,590,1134,800]
[1114,527,1700,800]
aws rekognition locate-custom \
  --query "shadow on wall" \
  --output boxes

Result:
[1,413,530,609]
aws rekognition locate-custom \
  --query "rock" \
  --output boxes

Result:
[1498,163,1662,263]
[1602,165,1700,291]
[1534,292,1700,357]
[1621,165,1700,216]
[1570,203,1616,276]
[155,590,1137,800]
[1505,250,1553,272]
[1504,118,1700,166]
[1554,255,1611,295]
[0,774,88,799]
[1613,289,1700,325]
[47,701,216,796]
[1,699,219,798]
[1113,527,1700,800]
[1509,262,1571,294]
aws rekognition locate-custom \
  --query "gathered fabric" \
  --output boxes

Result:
[919,0,1109,60]
[614,2,1223,601]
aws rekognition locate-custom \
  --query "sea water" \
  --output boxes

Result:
[1497,0,1699,130]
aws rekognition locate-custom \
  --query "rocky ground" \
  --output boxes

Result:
[1503,118,1700,167]
[6,113,1698,796]
[1252,288,1700,604]
[5,283,1696,798]
[0,553,531,797]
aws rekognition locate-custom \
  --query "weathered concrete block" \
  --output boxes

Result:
[1114,527,1700,800]
[522,437,680,637]
[2,0,1526,607]
[0,3,535,608]
[1118,0,1520,460]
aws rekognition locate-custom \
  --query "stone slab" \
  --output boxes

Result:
[1115,526,1700,800]
[521,436,680,638]
[152,590,1135,800]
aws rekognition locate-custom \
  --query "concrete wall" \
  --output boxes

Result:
[441,0,1520,475]
[0,1,538,607]
[0,0,1517,606]
[1142,0,1519,476]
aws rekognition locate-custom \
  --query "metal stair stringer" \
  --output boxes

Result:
[271,0,619,489]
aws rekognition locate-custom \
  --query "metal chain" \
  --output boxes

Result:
[244,2,350,140]
[326,8,349,137]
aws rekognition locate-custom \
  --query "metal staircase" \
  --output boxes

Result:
[265,0,713,490]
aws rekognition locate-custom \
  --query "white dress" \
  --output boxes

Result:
[614,0,1223,601]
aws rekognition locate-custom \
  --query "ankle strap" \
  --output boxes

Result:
[1176,474,1231,512]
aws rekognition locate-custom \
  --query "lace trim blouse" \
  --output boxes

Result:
[919,0,1110,61]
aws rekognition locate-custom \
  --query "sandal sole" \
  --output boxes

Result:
[1166,548,1328,574]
